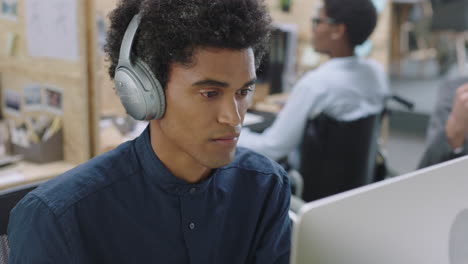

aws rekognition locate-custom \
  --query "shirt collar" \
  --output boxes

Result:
[326,56,358,64]
[134,125,215,195]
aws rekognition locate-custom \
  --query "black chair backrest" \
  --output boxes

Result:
[0,182,42,235]
[299,113,380,202]
[0,181,41,263]
[0,181,44,264]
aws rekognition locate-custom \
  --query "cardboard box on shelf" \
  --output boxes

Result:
[11,128,63,164]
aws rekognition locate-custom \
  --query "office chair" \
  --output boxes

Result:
[298,113,381,202]
[0,181,43,263]
[297,95,414,202]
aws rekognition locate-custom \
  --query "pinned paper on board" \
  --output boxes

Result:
[4,32,19,56]
[0,0,17,21]
[44,86,63,115]
[23,84,43,111]
[25,0,79,61]
[2,89,21,116]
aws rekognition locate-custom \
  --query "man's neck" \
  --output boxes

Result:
[149,122,212,184]
[329,43,354,59]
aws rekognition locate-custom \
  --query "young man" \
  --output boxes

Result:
[7,0,291,263]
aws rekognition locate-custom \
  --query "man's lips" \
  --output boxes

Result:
[211,134,240,142]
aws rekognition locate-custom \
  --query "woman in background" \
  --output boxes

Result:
[239,0,389,168]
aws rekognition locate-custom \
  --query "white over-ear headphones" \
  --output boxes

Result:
[114,14,166,120]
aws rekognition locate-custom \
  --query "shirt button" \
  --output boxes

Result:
[189,187,196,194]
[189,222,195,230]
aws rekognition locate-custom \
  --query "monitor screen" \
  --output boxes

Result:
[291,156,468,264]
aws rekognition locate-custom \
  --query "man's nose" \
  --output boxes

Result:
[218,98,242,127]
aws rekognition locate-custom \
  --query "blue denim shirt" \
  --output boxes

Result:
[8,126,291,263]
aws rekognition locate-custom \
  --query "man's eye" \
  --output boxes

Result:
[201,91,218,98]
[238,87,254,96]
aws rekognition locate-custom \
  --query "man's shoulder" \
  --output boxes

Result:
[362,57,383,68]
[224,147,288,183]
[28,140,139,217]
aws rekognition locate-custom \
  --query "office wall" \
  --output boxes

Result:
[0,0,93,164]
[94,0,125,118]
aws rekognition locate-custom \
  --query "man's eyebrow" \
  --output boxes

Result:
[243,78,257,87]
[192,79,229,88]
[192,78,257,88]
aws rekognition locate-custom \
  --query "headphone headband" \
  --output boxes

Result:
[114,13,166,120]
[118,14,142,63]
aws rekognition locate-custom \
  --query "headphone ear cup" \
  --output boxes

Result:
[134,58,166,119]
[114,66,149,121]
[114,15,165,120]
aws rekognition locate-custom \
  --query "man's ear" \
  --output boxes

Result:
[331,23,346,40]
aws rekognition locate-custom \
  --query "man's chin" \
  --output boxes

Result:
[206,150,236,168]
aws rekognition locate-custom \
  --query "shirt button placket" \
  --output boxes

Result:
[189,222,195,230]
[189,187,196,194]
[187,188,197,232]
[180,186,201,263]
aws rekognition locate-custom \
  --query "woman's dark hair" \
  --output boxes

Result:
[104,0,272,88]
[324,0,377,48]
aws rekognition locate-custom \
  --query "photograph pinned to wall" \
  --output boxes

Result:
[0,0,17,21]
[23,84,43,111]
[44,86,63,115]
[2,89,21,116]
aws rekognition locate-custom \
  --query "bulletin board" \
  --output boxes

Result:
[0,0,93,164]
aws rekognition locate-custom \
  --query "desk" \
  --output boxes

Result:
[0,161,75,190]
[245,110,276,133]
[245,93,287,133]
[253,93,289,113]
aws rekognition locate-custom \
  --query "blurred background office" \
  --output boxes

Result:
[0,0,467,201]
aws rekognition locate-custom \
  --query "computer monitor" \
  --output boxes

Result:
[291,156,468,264]
[256,24,297,95]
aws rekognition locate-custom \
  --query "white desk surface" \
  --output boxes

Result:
[0,161,75,190]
